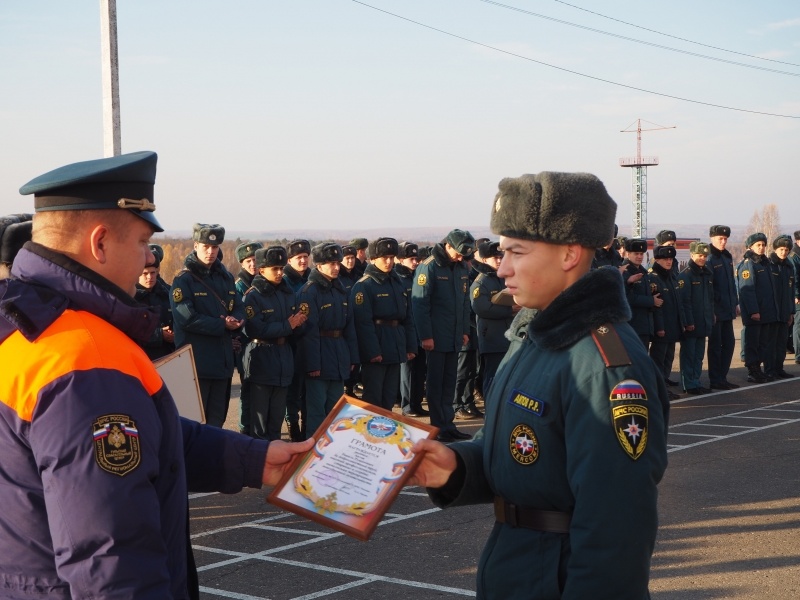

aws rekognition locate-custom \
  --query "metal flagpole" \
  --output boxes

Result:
[99,0,121,157]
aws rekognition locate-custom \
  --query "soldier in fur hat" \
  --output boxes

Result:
[766,235,795,379]
[233,241,263,435]
[706,225,740,390]
[296,243,360,436]
[351,237,416,410]
[171,223,245,427]
[135,247,175,360]
[243,246,307,440]
[408,171,668,600]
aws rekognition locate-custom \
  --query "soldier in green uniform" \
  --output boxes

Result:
[408,171,669,600]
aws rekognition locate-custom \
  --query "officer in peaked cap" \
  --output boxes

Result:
[296,242,359,437]
[1,151,312,598]
[412,228,475,442]
[351,237,416,411]
[171,222,245,427]
[232,241,264,436]
[706,225,740,390]
[20,150,164,232]
[395,242,428,417]
[350,237,369,278]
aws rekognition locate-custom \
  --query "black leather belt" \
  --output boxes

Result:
[374,319,399,326]
[252,337,286,345]
[319,330,343,338]
[493,497,571,534]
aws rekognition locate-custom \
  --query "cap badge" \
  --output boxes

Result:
[209,234,217,242]
[117,197,156,212]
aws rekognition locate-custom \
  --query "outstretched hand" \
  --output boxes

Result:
[262,438,315,487]
[407,438,458,489]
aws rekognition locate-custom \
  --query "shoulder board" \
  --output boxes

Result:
[421,256,434,265]
[357,274,370,283]
[474,272,486,283]
[590,323,632,368]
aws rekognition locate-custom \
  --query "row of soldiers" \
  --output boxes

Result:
[594,226,799,397]
[134,225,514,443]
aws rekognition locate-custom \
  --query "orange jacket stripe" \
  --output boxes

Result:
[0,309,164,422]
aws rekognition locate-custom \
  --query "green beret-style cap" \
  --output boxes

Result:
[19,151,163,232]
[350,237,369,250]
[490,172,616,248]
[193,223,225,245]
[445,229,475,258]
[236,241,263,263]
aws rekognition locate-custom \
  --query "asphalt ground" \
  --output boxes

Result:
[194,325,800,599]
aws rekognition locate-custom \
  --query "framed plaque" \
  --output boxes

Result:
[153,345,205,423]
[268,395,438,541]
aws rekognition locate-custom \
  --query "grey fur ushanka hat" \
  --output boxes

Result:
[490,172,617,248]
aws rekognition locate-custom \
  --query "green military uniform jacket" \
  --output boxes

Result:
[429,268,669,600]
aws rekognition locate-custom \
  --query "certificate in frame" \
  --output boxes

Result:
[267,395,438,541]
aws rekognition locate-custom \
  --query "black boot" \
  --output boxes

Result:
[746,366,766,383]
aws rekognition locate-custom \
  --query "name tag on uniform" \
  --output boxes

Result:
[507,389,545,416]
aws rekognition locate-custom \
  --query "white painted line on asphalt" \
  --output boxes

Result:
[669,399,800,452]
[198,587,272,600]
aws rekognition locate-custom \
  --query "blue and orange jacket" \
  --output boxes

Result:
[0,244,268,599]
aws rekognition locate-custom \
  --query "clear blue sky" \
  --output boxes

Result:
[2,1,799,235]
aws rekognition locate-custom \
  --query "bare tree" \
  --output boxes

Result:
[743,204,783,255]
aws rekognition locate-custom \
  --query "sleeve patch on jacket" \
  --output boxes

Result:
[612,403,649,460]
[509,424,539,465]
[93,415,141,476]
[417,274,427,286]
[172,288,183,303]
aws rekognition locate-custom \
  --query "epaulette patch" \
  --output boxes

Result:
[590,324,631,367]
[93,414,141,476]
[609,379,648,460]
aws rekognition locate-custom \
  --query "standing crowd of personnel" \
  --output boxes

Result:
[128,223,518,444]
[0,149,797,599]
[597,226,799,400]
